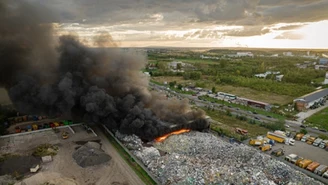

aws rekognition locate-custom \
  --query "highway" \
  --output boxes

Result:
[150,83,328,137]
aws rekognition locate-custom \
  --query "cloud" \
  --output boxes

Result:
[27,0,328,45]
[274,31,304,40]
[224,26,270,37]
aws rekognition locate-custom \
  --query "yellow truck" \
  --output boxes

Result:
[298,159,313,169]
[295,133,304,140]
[267,132,285,143]
[306,137,316,145]
[259,144,272,152]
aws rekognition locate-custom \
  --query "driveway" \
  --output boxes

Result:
[296,103,328,122]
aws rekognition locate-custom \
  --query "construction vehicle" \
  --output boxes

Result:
[249,139,266,146]
[62,131,69,139]
[313,138,323,147]
[298,159,313,169]
[301,134,310,142]
[306,136,316,145]
[314,165,328,176]
[271,148,284,157]
[267,132,285,143]
[235,128,248,135]
[295,133,304,140]
[259,144,272,151]
[306,162,320,172]
[285,154,297,162]
[319,140,328,149]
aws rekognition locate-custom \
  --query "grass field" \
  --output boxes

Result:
[305,107,328,130]
[202,108,269,138]
[151,76,294,105]
[198,95,286,120]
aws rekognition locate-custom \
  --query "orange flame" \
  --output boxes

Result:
[155,129,191,142]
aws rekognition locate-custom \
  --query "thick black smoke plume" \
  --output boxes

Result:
[0,0,209,140]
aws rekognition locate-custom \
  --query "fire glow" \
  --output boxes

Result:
[155,129,191,142]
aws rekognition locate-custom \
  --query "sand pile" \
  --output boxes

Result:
[72,142,111,168]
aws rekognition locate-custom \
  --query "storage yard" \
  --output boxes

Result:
[116,130,324,185]
[0,125,144,185]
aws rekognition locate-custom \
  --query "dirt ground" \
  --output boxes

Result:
[1,125,145,185]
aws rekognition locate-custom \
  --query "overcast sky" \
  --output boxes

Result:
[31,0,328,48]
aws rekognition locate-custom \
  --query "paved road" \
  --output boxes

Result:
[296,103,328,122]
[150,83,328,137]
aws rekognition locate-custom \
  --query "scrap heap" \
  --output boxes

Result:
[117,131,322,185]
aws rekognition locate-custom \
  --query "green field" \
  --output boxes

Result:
[305,107,328,130]
[202,108,269,139]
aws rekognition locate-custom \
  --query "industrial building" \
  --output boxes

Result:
[294,88,328,111]
[238,98,271,111]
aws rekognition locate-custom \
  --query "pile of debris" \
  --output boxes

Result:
[72,142,111,168]
[119,131,322,185]
[115,131,143,150]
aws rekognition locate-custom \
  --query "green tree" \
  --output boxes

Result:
[168,81,176,88]
[211,86,216,93]
[177,63,182,70]
[300,129,308,134]
[177,84,183,90]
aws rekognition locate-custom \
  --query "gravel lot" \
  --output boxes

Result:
[270,140,328,165]
[1,125,144,185]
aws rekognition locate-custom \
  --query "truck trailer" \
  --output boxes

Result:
[306,162,320,172]
[267,132,285,143]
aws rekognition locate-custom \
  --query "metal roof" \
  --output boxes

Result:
[296,88,328,103]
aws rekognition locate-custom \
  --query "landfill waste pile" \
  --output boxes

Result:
[117,131,322,185]
[72,142,111,168]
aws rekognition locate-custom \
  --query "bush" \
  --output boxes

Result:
[318,134,328,140]
[32,144,58,157]
[300,129,308,134]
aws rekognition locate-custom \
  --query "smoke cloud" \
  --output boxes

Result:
[0,0,209,140]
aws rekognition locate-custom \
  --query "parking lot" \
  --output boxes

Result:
[270,140,328,165]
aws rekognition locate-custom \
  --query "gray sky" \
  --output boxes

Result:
[29,0,328,48]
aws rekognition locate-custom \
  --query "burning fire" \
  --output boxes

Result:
[155,129,191,142]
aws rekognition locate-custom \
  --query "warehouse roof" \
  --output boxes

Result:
[294,88,328,103]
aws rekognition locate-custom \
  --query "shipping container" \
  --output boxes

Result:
[306,162,320,172]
